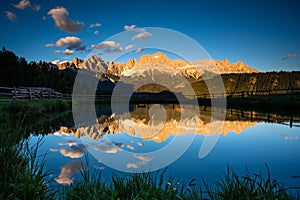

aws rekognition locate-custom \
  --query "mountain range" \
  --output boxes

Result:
[52,52,259,79]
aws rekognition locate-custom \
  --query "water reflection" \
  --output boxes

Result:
[27,104,300,186]
[55,161,85,185]
[53,105,299,143]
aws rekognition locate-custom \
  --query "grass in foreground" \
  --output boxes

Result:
[0,127,299,199]
[204,165,298,200]
[63,169,201,200]
[63,165,298,200]
[0,134,55,199]
[1,144,299,200]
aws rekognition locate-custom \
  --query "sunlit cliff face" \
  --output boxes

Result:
[58,52,258,78]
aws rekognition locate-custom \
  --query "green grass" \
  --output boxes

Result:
[204,165,298,200]
[0,132,55,199]
[62,165,299,200]
[63,168,202,200]
[0,99,71,126]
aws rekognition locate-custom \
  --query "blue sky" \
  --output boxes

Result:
[0,0,300,71]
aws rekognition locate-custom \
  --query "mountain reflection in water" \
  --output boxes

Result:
[34,104,300,187]
[52,104,299,142]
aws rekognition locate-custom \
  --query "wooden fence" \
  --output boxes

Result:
[0,86,71,101]
[1,86,299,101]
[195,87,300,99]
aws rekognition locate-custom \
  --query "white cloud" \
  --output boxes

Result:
[47,36,86,53]
[58,140,77,146]
[55,161,85,185]
[282,54,300,60]
[55,49,75,55]
[94,145,121,153]
[14,0,41,11]
[127,144,135,150]
[124,25,136,30]
[91,40,123,53]
[32,4,41,12]
[5,11,17,21]
[49,148,59,152]
[90,23,101,28]
[136,28,146,32]
[125,44,134,51]
[92,41,120,48]
[45,43,55,47]
[127,163,138,169]
[136,48,143,53]
[48,7,84,33]
[137,141,144,146]
[94,30,99,36]
[14,0,31,10]
[59,146,84,158]
[56,36,84,50]
[132,31,152,40]
[134,154,153,162]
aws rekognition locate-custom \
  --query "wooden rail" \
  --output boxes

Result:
[0,86,71,101]
[195,88,300,99]
[1,86,299,101]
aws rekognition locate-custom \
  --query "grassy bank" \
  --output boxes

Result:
[0,99,72,146]
[0,99,71,125]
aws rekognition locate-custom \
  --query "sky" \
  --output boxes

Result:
[0,0,300,72]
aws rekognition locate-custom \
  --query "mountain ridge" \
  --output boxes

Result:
[52,52,259,78]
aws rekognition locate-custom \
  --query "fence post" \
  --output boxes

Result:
[13,86,17,101]
[39,90,43,99]
[28,88,32,100]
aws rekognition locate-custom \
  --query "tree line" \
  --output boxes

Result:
[0,47,75,93]
[192,71,300,95]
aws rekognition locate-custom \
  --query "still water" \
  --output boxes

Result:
[29,104,300,189]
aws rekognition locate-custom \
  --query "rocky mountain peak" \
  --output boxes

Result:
[53,52,259,78]
[73,57,84,67]
[137,52,172,66]
[223,58,229,65]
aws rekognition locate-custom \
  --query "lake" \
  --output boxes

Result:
[28,104,300,190]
